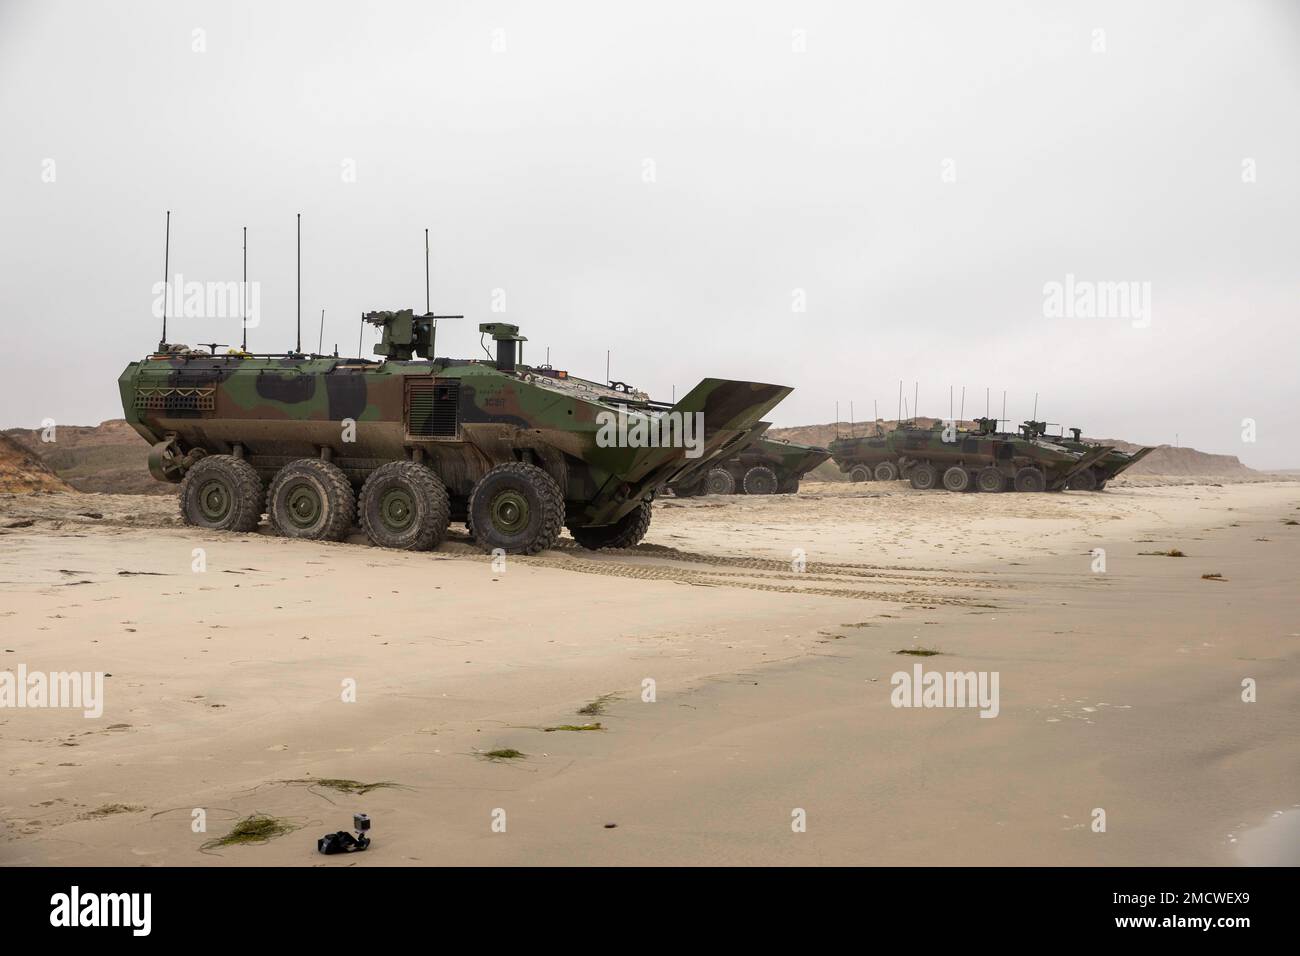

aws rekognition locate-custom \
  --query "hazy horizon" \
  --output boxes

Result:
[2,0,1297,467]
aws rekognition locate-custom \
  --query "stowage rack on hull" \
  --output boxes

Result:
[121,310,792,553]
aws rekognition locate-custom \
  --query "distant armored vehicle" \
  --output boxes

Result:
[672,433,830,496]
[1020,422,1154,490]
[829,427,898,481]
[831,418,1112,492]
[120,310,791,554]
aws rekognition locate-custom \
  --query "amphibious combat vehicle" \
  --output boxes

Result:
[120,310,791,553]
[830,418,1114,492]
[829,426,898,482]
[671,433,830,496]
[1019,422,1154,490]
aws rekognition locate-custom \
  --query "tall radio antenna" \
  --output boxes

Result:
[159,210,171,350]
[241,225,247,351]
[295,213,302,355]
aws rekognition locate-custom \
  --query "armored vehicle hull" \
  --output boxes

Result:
[1020,423,1154,490]
[671,433,830,496]
[121,314,791,554]
[831,419,1113,492]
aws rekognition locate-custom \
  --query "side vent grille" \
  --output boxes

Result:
[407,379,460,438]
[134,386,215,412]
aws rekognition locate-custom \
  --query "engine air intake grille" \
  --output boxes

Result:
[407,379,460,438]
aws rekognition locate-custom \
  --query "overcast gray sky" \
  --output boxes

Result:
[2,0,1297,466]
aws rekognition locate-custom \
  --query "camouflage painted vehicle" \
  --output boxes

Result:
[828,427,899,482]
[120,310,791,554]
[1020,422,1154,490]
[889,418,1115,492]
[671,433,830,496]
[831,418,1112,492]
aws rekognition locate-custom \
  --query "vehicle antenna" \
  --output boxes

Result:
[913,381,918,424]
[1032,392,1038,421]
[850,401,854,437]
[874,400,879,434]
[836,401,840,438]
[295,213,302,355]
[897,380,903,424]
[606,350,610,385]
[1001,390,1007,429]
[425,228,431,314]
[949,385,953,422]
[985,387,990,419]
[318,309,325,355]
[357,312,364,359]
[159,210,170,350]
[241,225,247,351]
[959,386,965,424]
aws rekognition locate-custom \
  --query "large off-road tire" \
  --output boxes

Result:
[778,477,800,494]
[849,465,872,483]
[1095,479,1108,491]
[267,459,356,541]
[976,466,1005,493]
[179,454,263,533]
[568,499,653,550]
[704,468,736,495]
[941,466,970,492]
[359,461,450,551]
[468,461,564,554]
[1066,468,1099,491]
[742,465,779,495]
[874,461,899,481]
[1013,466,1046,493]
[909,462,939,490]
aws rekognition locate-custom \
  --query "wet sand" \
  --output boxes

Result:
[0,480,1296,865]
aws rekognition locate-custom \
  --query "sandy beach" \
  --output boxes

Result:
[1,479,1296,866]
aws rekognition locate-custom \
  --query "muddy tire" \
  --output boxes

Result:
[1066,468,1099,491]
[909,462,938,490]
[941,466,970,492]
[359,461,451,551]
[179,455,263,532]
[873,461,898,481]
[267,459,356,541]
[468,461,564,554]
[704,468,736,495]
[976,466,1005,493]
[742,465,779,495]
[569,499,652,550]
[849,465,872,483]
[1013,466,1046,493]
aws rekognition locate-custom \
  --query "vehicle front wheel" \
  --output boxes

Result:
[568,499,653,550]
[873,462,898,481]
[849,465,872,483]
[468,462,564,554]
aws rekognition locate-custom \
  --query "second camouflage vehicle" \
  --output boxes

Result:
[121,310,792,554]
[671,432,830,496]
[830,418,1114,492]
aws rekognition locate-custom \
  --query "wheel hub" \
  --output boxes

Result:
[285,482,323,528]
[491,490,530,534]
[379,488,415,530]
[198,479,232,521]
